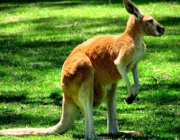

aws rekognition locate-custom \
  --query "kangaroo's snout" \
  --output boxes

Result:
[157,25,165,36]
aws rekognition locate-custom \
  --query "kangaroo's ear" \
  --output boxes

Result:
[123,0,143,18]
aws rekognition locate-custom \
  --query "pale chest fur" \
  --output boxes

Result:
[132,42,146,63]
[127,42,146,70]
[114,41,146,72]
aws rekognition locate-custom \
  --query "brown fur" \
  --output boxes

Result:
[0,0,164,139]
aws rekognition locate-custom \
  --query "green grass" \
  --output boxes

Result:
[0,0,180,139]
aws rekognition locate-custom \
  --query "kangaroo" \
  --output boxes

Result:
[0,0,164,139]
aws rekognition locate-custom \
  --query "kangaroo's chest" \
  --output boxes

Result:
[127,42,146,71]
[133,42,146,62]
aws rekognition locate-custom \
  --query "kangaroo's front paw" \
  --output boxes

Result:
[126,94,137,104]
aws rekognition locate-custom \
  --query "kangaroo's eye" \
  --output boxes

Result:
[148,19,153,23]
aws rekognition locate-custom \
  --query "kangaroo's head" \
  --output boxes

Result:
[123,0,165,36]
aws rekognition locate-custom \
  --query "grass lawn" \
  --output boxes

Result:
[0,0,180,139]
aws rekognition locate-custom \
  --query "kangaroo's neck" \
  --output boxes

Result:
[124,15,144,44]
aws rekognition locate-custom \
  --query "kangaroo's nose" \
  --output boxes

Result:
[157,26,165,36]
[161,26,165,33]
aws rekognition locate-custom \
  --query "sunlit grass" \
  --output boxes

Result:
[0,0,180,139]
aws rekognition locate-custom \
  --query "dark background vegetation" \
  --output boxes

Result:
[1,0,179,4]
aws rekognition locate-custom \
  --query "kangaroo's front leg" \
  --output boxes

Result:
[114,61,138,104]
[126,63,139,104]
[132,63,139,95]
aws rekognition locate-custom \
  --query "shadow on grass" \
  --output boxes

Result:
[0,112,59,126]
[0,0,180,69]
[0,91,27,102]
[0,15,180,69]
[73,132,151,140]
[137,82,180,105]
[0,37,83,67]
[0,83,179,139]
[114,82,180,114]
[0,82,179,106]
[0,16,126,67]
[0,91,62,106]
[49,92,63,105]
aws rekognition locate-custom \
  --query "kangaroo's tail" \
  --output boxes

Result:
[0,95,80,136]
[0,126,59,136]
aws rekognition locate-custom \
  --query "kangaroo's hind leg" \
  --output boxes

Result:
[105,83,119,135]
[78,67,97,139]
